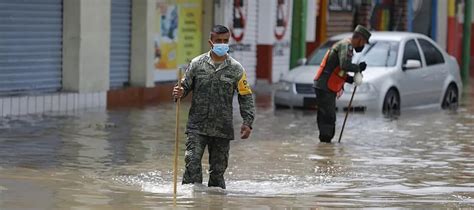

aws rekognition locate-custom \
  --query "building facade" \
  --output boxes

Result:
[0,0,213,115]
[1,0,472,117]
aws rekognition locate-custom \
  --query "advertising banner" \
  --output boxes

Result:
[154,0,202,81]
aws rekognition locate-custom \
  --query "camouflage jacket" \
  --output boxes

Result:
[180,52,255,140]
[313,39,361,91]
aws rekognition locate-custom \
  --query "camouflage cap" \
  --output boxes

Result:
[354,25,371,44]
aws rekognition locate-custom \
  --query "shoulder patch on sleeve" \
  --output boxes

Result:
[347,44,353,57]
[238,71,252,95]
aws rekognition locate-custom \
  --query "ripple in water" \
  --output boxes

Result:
[113,170,352,198]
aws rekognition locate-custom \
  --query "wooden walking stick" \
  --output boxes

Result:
[173,67,183,205]
[338,85,357,143]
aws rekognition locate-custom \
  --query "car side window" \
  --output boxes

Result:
[402,39,422,66]
[418,38,445,66]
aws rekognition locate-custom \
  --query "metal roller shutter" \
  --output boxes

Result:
[0,0,63,96]
[110,0,131,89]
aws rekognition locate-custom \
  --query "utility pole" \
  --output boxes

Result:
[462,0,472,84]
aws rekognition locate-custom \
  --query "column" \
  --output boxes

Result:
[63,0,111,92]
[130,0,155,87]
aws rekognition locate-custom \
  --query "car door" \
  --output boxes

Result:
[398,39,430,107]
[416,38,447,104]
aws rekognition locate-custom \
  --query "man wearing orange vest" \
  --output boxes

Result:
[313,25,371,143]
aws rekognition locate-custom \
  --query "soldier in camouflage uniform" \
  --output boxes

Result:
[313,25,371,143]
[172,25,255,189]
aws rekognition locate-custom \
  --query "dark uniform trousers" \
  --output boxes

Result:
[182,132,230,189]
[315,88,337,143]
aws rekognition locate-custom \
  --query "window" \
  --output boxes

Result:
[360,41,399,67]
[403,40,422,66]
[328,0,353,11]
[418,39,445,66]
[307,40,338,65]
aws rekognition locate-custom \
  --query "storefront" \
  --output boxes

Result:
[257,0,318,83]
[272,0,293,83]
[0,0,63,96]
[215,0,258,86]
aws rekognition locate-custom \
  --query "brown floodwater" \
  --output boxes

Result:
[0,87,473,209]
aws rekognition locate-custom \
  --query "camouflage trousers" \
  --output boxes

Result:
[315,88,336,143]
[182,133,230,189]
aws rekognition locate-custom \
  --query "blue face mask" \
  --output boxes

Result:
[212,43,229,57]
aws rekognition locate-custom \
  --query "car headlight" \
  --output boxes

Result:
[276,81,293,92]
[344,83,374,93]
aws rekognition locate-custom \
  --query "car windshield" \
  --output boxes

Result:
[307,40,337,65]
[358,41,399,67]
[306,40,399,67]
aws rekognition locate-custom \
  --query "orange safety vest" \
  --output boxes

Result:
[314,51,347,93]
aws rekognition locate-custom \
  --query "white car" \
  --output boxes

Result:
[274,32,463,115]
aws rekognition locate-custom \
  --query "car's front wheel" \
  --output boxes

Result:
[382,89,400,116]
[441,84,458,110]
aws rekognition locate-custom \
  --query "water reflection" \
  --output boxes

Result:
[0,89,472,208]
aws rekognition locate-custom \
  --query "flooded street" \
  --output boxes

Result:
[0,90,473,209]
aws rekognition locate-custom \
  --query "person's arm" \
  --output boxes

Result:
[180,62,194,98]
[338,43,360,73]
[237,71,255,138]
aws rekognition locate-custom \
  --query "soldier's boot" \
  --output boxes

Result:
[208,139,230,189]
[317,111,335,143]
[315,88,336,143]
[182,165,203,185]
[208,169,226,189]
[182,134,206,185]
[182,148,203,184]
[319,135,333,143]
